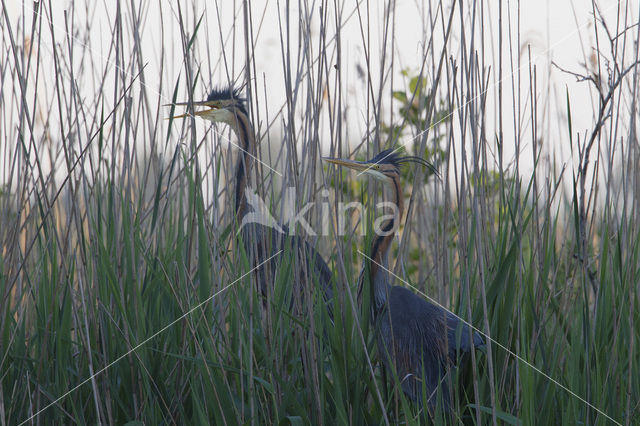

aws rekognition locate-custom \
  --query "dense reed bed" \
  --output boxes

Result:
[1,0,639,424]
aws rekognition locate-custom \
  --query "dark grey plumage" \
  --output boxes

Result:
[375,283,483,409]
[240,222,333,306]
[175,86,333,309]
[325,150,483,412]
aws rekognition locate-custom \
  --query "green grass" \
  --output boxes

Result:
[1,0,640,424]
[2,158,638,424]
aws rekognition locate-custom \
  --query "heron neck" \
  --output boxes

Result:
[369,174,403,313]
[231,111,255,220]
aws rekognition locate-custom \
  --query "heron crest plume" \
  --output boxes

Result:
[206,86,247,114]
[370,149,439,176]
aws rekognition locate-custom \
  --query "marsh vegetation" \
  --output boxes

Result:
[1,1,639,424]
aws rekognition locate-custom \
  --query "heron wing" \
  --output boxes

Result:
[242,222,333,305]
[445,310,485,362]
[384,286,450,408]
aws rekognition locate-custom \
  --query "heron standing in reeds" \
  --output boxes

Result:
[324,150,484,412]
[171,87,333,307]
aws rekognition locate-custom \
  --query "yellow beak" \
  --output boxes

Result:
[166,100,219,119]
[322,157,369,172]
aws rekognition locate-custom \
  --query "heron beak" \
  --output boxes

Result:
[323,157,392,182]
[322,157,369,172]
[167,100,220,119]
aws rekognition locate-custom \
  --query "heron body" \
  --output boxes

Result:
[324,150,483,411]
[374,267,484,408]
[240,221,334,303]
[173,87,333,306]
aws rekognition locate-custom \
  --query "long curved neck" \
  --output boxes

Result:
[368,175,403,314]
[229,110,255,220]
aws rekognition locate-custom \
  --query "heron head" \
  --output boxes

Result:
[323,149,437,183]
[169,86,247,124]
